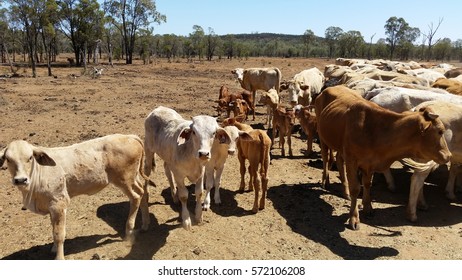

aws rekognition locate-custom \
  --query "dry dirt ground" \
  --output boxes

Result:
[1,56,462,260]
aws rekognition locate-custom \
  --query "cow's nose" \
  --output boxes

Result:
[228,150,235,156]
[14,177,28,185]
[198,151,210,160]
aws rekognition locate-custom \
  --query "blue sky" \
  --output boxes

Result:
[153,0,461,43]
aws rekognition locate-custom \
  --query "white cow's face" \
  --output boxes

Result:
[222,126,252,156]
[231,68,244,81]
[179,116,231,161]
[287,82,309,105]
[1,140,55,186]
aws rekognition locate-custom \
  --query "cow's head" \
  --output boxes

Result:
[178,116,231,161]
[287,80,310,106]
[222,126,253,156]
[1,140,56,186]
[416,107,451,164]
[231,68,244,82]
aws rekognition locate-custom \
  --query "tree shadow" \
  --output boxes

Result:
[267,183,399,260]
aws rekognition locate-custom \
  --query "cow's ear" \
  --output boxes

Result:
[216,128,231,144]
[178,127,193,144]
[238,131,253,142]
[280,82,289,91]
[300,85,310,91]
[0,148,6,168]
[33,149,56,166]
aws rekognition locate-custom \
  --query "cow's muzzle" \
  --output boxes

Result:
[198,151,210,160]
[13,177,29,185]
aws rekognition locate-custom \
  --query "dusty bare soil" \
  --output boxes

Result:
[1,56,462,260]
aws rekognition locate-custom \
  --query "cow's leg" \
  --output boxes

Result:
[251,165,260,213]
[252,91,256,120]
[248,165,254,191]
[336,154,350,200]
[213,165,225,205]
[345,162,361,230]
[382,168,397,192]
[143,149,155,177]
[445,163,458,200]
[194,172,205,224]
[49,203,67,260]
[203,168,214,211]
[288,131,293,157]
[259,174,268,211]
[361,171,374,216]
[176,179,192,230]
[407,169,431,222]
[122,182,144,243]
[164,163,178,204]
[238,155,246,192]
[320,141,330,188]
[280,133,286,157]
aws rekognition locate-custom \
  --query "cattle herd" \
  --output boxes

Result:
[1,57,462,259]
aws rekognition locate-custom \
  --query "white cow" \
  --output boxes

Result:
[365,86,455,113]
[231,67,282,120]
[281,67,325,106]
[143,106,231,230]
[0,134,150,260]
[203,125,252,211]
[403,101,462,221]
[258,88,280,128]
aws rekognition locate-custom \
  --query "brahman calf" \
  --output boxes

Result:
[203,125,252,210]
[271,106,296,157]
[315,85,451,230]
[0,134,150,260]
[294,105,317,155]
[144,106,231,230]
[235,128,271,213]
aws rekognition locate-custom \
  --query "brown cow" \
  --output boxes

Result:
[432,77,462,95]
[223,120,271,213]
[315,85,451,230]
[271,106,296,157]
[294,105,317,155]
[216,85,254,120]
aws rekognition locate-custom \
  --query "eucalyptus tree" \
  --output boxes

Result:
[103,0,166,64]
[325,26,343,58]
[58,0,104,67]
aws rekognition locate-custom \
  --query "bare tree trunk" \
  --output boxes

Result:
[2,43,14,73]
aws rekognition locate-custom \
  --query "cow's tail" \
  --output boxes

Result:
[133,136,156,187]
[401,158,439,173]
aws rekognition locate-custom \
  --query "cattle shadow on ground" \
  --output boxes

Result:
[96,201,176,260]
[1,234,118,260]
[363,165,462,228]
[160,185,254,220]
[267,183,399,260]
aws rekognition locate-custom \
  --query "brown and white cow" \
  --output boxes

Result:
[271,106,296,157]
[315,85,451,230]
[0,134,151,260]
[216,85,254,120]
[231,67,282,120]
[203,125,252,210]
[143,106,231,230]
